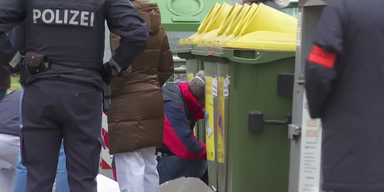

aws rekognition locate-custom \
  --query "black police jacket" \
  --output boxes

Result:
[305,0,384,191]
[0,0,148,88]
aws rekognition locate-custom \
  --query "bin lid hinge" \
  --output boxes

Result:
[288,124,301,140]
[297,73,305,85]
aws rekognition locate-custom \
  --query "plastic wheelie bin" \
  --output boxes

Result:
[192,2,298,191]
[185,3,234,190]
[209,47,296,192]
[193,46,296,192]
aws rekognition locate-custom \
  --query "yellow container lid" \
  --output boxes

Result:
[204,2,232,33]
[225,4,250,36]
[239,3,297,36]
[232,3,259,37]
[179,3,221,45]
[211,4,251,47]
[225,31,297,51]
[217,3,243,36]
[215,3,258,47]
[206,3,243,47]
[224,3,298,51]
[197,3,233,46]
[197,3,221,34]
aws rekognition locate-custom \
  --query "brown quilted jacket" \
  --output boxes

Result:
[107,1,174,154]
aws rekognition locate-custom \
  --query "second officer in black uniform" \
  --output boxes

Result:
[305,0,384,192]
[0,0,149,191]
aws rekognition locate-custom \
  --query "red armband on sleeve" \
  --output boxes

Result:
[307,45,337,68]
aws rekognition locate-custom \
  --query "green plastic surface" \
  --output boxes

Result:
[204,61,219,190]
[149,0,230,31]
[192,46,295,192]
[167,0,203,17]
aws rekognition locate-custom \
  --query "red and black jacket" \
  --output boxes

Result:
[158,82,206,160]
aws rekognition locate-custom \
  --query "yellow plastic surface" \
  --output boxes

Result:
[178,3,221,45]
[179,2,298,51]
[208,5,248,47]
[216,3,258,47]
[225,3,298,51]
[204,3,243,47]
[196,3,233,46]
[239,3,297,36]
[225,4,250,36]
[197,3,221,34]
[217,3,242,36]
[225,31,297,51]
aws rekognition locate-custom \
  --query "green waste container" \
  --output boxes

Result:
[191,45,220,190]
[175,45,206,143]
[193,46,295,192]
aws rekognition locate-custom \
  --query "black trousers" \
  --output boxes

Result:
[20,79,104,192]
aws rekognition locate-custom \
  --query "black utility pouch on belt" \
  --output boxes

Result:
[20,52,48,85]
[24,52,48,75]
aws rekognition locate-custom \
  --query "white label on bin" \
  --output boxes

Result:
[298,91,323,192]
[212,77,218,97]
[224,75,230,98]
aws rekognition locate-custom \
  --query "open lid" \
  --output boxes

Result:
[197,3,221,33]
[217,3,243,36]
[204,2,233,33]
[240,3,297,36]
[225,4,251,36]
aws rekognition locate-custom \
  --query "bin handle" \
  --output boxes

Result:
[248,111,292,133]
[226,50,262,64]
[224,50,296,64]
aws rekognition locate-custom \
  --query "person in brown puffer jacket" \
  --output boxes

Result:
[107,0,174,191]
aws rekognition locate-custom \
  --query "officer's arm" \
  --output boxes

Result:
[106,0,149,70]
[157,31,174,86]
[305,1,343,118]
[9,23,26,53]
[0,0,25,38]
[0,34,18,68]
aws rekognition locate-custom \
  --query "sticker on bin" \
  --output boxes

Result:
[206,126,213,138]
[205,111,213,138]
[212,77,218,97]
[205,76,215,161]
[224,75,230,98]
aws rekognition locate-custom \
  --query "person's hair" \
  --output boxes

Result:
[188,70,205,101]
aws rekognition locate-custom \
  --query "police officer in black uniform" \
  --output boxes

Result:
[305,1,384,192]
[0,0,149,191]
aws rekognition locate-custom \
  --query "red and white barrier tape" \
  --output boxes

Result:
[101,112,112,170]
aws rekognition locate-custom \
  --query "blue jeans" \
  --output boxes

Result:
[0,89,6,101]
[12,141,69,192]
[157,155,208,185]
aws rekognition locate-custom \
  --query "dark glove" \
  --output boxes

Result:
[102,82,111,112]
[101,62,119,85]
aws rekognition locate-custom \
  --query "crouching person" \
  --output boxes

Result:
[0,90,22,192]
[157,71,208,184]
